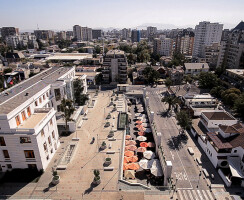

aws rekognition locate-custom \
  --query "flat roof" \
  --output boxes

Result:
[47,53,92,61]
[19,112,47,129]
[184,63,209,70]
[0,67,73,115]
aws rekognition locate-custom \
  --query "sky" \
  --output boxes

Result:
[0,0,243,31]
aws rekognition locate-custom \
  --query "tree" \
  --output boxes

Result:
[4,68,12,74]
[142,66,160,85]
[198,72,219,89]
[127,53,137,65]
[73,79,89,106]
[137,49,150,62]
[95,73,103,85]
[183,75,193,84]
[176,111,192,131]
[60,98,75,132]
[78,48,85,53]
[36,39,44,50]
[162,95,179,111]
[234,93,244,118]
[165,78,172,88]
[56,40,72,49]
[94,45,101,54]
[221,88,241,107]
[210,86,225,98]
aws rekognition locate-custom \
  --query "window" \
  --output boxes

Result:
[41,129,45,137]
[50,119,53,126]
[234,150,237,153]
[48,136,52,145]
[0,137,6,146]
[51,148,53,154]
[27,107,31,117]
[52,131,55,139]
[35,101,38,106]
[24,150,35,158]
[7,164,12,169]
[3,150,10,159]
[39,97,42,104]
[46,155,49,160]
[43,142,47,151]
[57,105,61,112]
[20,137,31,143]
[21,111,26,121]
[15,115,21,126]
[43,94,46,100]
[54,89,61,101]
[46,92,49,97]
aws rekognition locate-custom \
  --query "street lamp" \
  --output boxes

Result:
[196,171,202,188]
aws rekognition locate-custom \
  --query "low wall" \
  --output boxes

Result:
[218,169,231,187]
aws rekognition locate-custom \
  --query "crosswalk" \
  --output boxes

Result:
[176,189,216,200]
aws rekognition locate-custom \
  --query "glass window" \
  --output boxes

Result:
[0,137,6,146]
[41,129,45,137]
[35,101,38,106]
[43,94,46,100]
[27,107,31,117]
[46,92,49,97]
[54,89,61,101]
[52,131,55,139]
[50,119,53,126]
[39,97,42,104]
[24,150,35,158]
[20,137,31,143]
[15,115,21,126]
[21,111,26,121]
[3,150,10,158]
[43,142,47,151]
[48,136,52,145]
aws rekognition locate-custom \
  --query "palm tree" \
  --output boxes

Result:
[161,96,179,111]
[60,98,75,133]
[176,111,192,133]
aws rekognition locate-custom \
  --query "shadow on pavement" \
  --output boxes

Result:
[167,133,188,150]
[43,182,56,193]
[84,183,96,194]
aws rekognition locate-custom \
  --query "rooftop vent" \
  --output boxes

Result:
[25,93,29,96]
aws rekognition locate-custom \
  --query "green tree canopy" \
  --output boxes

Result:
[162,95,179,111]
[94,45,101,54]
[176,111,192,131]
[221,88,241,107]
[142,66,160,85]
[198,72,219,89]
[3,68,13,74]
[165,78,172,88]
[95,73,103,85]
[210,86,225,98]
[60,98,75,132]
[234,93,244,118]
[73,79,88,106]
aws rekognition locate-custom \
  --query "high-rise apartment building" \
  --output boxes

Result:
[217,22,244,69]
[121,28,131,40]
[0,67,76,172]
[131,30,141,43]
[81,27,92,41]
[6,34,39,49]
[193,21,223,58]
[147,26,157,42]
[153,36,173,56]
[92,29,102,39]
[175,29,194,56]
[102,50,128,84]
[1,27,19,40]
[73,25,82,41]
[34,30,54,41]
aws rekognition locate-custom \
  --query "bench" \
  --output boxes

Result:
[202,168,209,178]
[108,143,112,149]
[196,157,202,165]
[187,147,194,155]
[104,167,114,171]
[106,151,115,154]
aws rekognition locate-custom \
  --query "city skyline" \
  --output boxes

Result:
[0,0,243,31]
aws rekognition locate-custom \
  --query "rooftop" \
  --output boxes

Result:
[0,67,73,115]
[46,53,92,61]
[203,111,236,121]
[106,50,125,55]
[184,63,209,70]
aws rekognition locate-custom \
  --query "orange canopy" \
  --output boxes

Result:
[123,156,130,164]
[124,151,134,157]
[138,132,146,136]
[125,140,136,146]
[125,135,131,140]
[123,164,129,170]
[127,163,140,170]
[137,147,147,153]
[136,124,144,129]
[127,145,137,151]
[138,127,146,131]
[136,120,142,124]
[129,156,138,162]
[148,142,156,147]
[140,142,148,148]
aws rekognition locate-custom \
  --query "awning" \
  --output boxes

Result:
[228,157,244,178]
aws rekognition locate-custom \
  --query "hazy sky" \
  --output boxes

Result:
[0,0,243,31]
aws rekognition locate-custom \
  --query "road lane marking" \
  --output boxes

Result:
[170,151,175,160]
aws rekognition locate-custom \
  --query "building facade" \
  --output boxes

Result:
[92,29,102,40]
[1,27,19,40]
[175,29,194,56]
[193,22,223,58]
[102,50,128,84]
[0,67,76,172]
[131,30,141,43]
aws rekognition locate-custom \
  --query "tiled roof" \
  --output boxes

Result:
[206,132,232,149]
[203,111,235,121]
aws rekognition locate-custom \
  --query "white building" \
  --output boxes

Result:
[73,25,82,41]
[153,37,173,56]
[0,67,76,172]
[193,21,223,58]
[184,63,209,75]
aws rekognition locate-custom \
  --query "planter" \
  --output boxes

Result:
[52,175,60,185]
[104,158,112,165]
[101,145,107,150]
[93,177,101,185]
[108,131,114,137]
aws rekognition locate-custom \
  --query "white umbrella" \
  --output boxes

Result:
[143,151,155,160]
[138,109,144,113]
[139,159,151,169]
[136,136,147,141]
[150,160,163,176]
[148,159,161,168]
[142,123,150,127]
[145,128,152,133]
[142,119,149,123]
